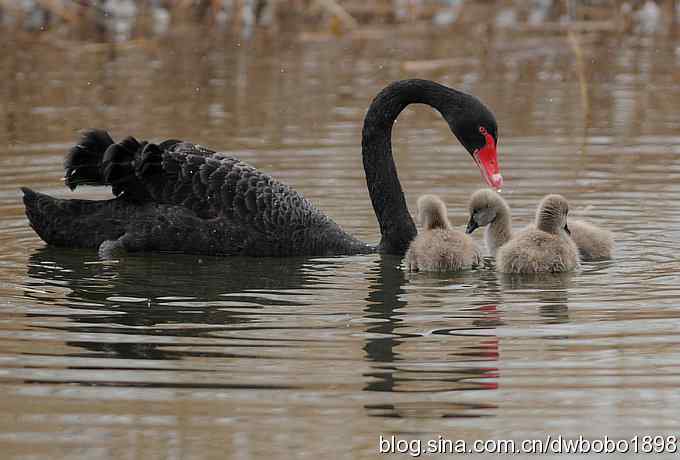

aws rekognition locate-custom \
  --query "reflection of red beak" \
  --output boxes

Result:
[472,132,503,190]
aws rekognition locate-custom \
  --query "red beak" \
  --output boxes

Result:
[472,131,503,190]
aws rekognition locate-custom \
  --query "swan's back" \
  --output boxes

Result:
[406,195,481,272]
[496,194,579,274]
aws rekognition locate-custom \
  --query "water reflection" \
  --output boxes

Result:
[23,246,506,420]
[362,256,407,394]
[26,246,313,305]
[23,247,324,388]
[362,258,500,419]
[499,272,573,324]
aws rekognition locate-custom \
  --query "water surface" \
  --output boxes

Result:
[1,25,680,459]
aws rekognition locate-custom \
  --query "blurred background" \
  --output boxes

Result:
[0,0,677,40]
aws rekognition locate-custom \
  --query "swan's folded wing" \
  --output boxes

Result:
[120,141,325,237]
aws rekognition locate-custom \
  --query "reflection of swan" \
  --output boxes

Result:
[496,195,579,274]
[25,247,313,330]
[406,195,481,272]
[22,79,502,257]
[362,257,500,418]
[23,247,326,364]
[498,272,573,325]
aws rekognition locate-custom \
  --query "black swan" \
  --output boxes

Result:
[22,79,502,257]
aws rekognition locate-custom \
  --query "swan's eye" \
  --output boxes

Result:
[478,126,487,135]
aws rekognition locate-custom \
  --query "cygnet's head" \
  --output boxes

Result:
[536,194,570,235]
[417,195,450,230]
[466,188,509,234]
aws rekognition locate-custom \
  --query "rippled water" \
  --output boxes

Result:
[2,26,680,459]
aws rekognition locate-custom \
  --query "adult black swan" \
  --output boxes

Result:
[22,79,502,257]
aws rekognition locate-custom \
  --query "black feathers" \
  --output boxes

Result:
[101,136,141,191]
[64,129,114,190]
[138,143,164,177]
[43,130,373,256]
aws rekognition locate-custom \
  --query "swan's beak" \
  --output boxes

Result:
[466,217,479,234]
[472,136,503,191]
[564,223,571,236]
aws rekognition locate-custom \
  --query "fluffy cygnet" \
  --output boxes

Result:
[496,194,580,274]
[406,195,481,272]
[567,219,614,261]
[466,188,514,255]
[467,189,613,261]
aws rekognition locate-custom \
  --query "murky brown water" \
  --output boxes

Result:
[2,23,680,459]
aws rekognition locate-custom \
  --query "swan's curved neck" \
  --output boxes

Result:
[361,80,469,255]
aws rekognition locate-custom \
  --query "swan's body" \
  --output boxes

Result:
[467,189,613,261]
[406,195,481,272]
[24,136,370,257]
[496,195,579,274]
[22,80,502,258]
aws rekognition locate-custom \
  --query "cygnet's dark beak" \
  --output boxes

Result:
[564,223,571,236]
[466,217,479,234]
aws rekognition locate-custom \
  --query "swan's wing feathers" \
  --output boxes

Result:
[122,142,324,236]
[138,143,164,177]
[88,136,332,252]
[157,139,182,150]
[169,141,217,157]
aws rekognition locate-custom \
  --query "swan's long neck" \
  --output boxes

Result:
[361,80,468,255]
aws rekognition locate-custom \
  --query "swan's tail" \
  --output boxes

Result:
[21,187,124,248]
[64,129,166,198]
[101,136,160,196]
[64,129,115,190]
